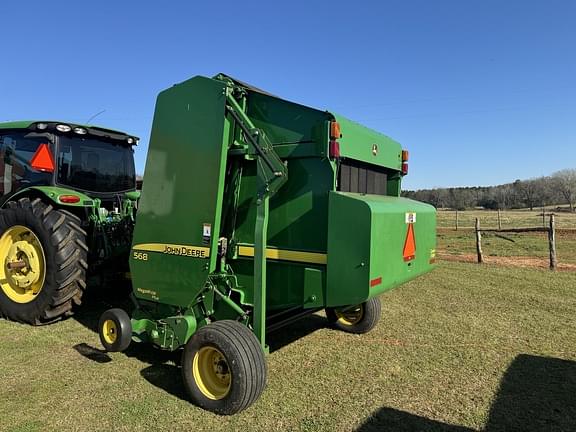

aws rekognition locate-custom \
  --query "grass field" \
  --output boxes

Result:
[437,209,576,267]
[1,262,575,432]
[437,208,576,230]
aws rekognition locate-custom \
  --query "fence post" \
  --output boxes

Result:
[542,207,545,228]
[455,210,459,231]
[549,214,557,270]
[497,209,502,230]
[475,218,483,264]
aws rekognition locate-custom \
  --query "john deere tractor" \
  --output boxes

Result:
[0,121,139,324]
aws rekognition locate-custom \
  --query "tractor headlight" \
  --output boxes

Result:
[127,137,135,144]
[36,123,48,130]
[73,127,88,135]
[56,124,72,133]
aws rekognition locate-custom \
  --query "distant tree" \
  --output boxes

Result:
[493,185,514,209]
[401,169,575,210]
[513,179,539,210]
[552,169,576,212]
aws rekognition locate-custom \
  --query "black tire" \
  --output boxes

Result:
[325,297,382,334]
[0,197,88,324]
[98,308,132,352]
[181,320,267,415]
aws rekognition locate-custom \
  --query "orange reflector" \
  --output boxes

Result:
[330,121,341,139]
[401,149,409,162]
[370,277,382,288]
[403,223,416,262]
[30,143,55,172]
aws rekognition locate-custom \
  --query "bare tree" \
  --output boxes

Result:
[551,169,576,212]
[513,179,540,210]
[494,184,514,209]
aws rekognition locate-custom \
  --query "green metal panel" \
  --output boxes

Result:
[247,92,331,155]
[303,267,324,308]
[326,192,436,307]
[331,114,403,171]
[129,76,229,307]
[226,87,335,311]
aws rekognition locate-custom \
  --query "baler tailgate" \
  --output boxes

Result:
[326,192,436,307]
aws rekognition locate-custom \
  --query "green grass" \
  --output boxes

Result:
[436,209,576,266]
[437,208,576,230]
[1,262,575,431]
[437,230,576,265]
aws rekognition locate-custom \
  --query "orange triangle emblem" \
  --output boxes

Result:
[30,143,55,172]
[403,223,416,262]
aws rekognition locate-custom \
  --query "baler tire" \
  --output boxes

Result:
[181,320,267,415]
[0,198,87,325]
[325,297,382,334]
[98,308,132,352]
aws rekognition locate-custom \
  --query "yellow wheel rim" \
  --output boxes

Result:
[102,319,118,344]
[336,304,364,326]
[0,225,46,304]
[193,346,232,400]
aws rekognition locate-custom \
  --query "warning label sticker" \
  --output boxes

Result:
[202,223,211,245]
[405,212,416,224]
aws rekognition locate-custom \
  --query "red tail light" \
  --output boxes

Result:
[59,195,81,204]
[329,140,341,158]
[401,148,409,175]
[30,143,55,172]
[402,162,409,176]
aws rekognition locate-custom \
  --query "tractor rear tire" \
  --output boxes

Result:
[181,320,267,415]
[99,308,132,352]
[325,297,382,334]
[0,198,88,324]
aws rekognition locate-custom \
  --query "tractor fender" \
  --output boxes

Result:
[0,186,94,209]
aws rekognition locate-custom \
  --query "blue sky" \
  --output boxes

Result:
[1,1,574,190]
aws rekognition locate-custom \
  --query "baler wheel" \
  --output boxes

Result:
[182,320,267,415]
[98,308,132,352]
[325,297,382,334]
[0,198,87,324]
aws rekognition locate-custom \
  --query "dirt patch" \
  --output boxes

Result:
[439,253,576,272]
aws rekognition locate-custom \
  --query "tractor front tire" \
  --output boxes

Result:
[181,320,267,415]
[0,198,88,324]
[325,297,382,334]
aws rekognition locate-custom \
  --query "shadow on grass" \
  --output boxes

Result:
[72,280,133,336]
[267,313,328,353]
[71,285,183,367]
[140,364,188,400]
[73,343,112,364]
[356,354,576,432]
[72,292,328,401]
[136,314,327,400]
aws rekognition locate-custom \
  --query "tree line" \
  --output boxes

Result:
[402,169,576,212]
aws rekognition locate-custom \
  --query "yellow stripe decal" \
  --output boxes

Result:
[133,243,210,258]
[238,246,327,265]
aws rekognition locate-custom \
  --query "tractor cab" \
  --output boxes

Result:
[0,121,137,202]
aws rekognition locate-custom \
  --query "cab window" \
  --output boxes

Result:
[0,132,53,196]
